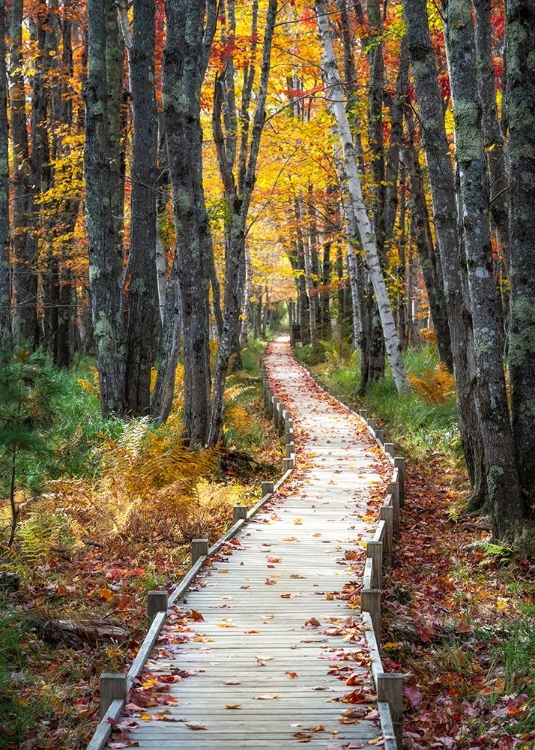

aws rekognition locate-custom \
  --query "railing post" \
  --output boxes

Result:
[361,588,381,639]
[384,442,395,458]
[375,429,384,445]
[377,673,404,749]
[367,417,376,431]
[283,457,294,471]
[99,673,126,718]
[380,505,393,566]
[285,441,295,457]
[232,505,248,524]
[359,409,368,420]
[191,538,209,565]
[261,481,274,497]
[394,457,405,507]
[367,541,383,589]
[388,481,400,534]
[147,591,168,626]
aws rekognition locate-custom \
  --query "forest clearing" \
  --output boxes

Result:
[1,0,535,748]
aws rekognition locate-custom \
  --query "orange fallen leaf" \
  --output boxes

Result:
[190,610,204,622]
[225,704,241,709]
[98,587,114,601]
[286,671,298,679]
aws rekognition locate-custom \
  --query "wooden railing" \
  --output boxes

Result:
[296,366,406,749]
[86,370,294,749]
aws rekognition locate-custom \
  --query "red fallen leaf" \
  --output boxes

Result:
[341,689,367,704]
[286,671,298,679]
[403,684,423,705]
[190,610,204,622]
[303,617,321,629]
[267,556,282,563]
[265,578,277,585]
[157,675,181,684]
[267,564,275,568]
[346,674,364,686]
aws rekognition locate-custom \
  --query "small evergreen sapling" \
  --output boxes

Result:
[0,349,62,545]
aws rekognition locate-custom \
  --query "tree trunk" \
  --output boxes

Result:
[84,0,126,416]
[124,0,159,416]
[10,0,39,347]
[316,0,409,393]
[151,253,182,426]
[402,0,486,508]
[403,108,453,369]
[0,0,11,362]
[163,0,217,447]
[444,0,523,545]
[507,0,535,530]
[208,0,277,446]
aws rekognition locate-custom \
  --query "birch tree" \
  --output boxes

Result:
[315,0,409,393]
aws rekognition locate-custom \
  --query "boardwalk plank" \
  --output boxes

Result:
[111,339,390,749]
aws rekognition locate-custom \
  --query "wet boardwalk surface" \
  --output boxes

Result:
[114,338,390,749]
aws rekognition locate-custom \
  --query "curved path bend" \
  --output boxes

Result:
[113,337,391,749]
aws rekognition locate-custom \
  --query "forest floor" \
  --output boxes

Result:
[2,341,535,750]
[302,348,535,750]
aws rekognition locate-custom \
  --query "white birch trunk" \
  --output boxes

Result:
[315,0,410,392]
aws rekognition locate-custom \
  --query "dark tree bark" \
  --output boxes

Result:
[507,0,535,530]
[208,0,277,446]
[163,0,217,447]
[444,0,523,544]
[402,0,486,509]
[10,0,39,346]
[124,0,159,415]
[403,107,453,369]
[473,0,509,270]
[0,0,11,362]
[84,0,126,416]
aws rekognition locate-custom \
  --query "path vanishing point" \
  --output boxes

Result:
[104,336,395,749]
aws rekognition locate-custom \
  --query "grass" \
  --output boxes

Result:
[295,341,463,464]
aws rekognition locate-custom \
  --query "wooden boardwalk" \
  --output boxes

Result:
[110,338,393,749]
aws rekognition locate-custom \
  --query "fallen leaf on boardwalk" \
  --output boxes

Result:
[240,585,250,589]
[255,654,274,661]
[223,679,241,685]
[290,573,306,579]
[303,617,321,628]
[185,722,207,730]
[217,569,229,574]
[286,671,298,679]
[217,619,235,628]
[267,556,282,563]
[293,733,312,741]
[303,724,326,732]
[283,536,297,541]
[265,578,277,585]
[313,532,322,537]
[225,704,241,709]
[193,636,213,642]
[294,518,303,524]
[255,694,279,700]
[190,609,204,621]
[244,629,261,633]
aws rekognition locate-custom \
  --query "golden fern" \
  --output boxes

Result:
[408,363,455,405]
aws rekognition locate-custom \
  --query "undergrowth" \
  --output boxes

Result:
[0,337,283,748]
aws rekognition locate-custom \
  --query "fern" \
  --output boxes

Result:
[408,363,455,405]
